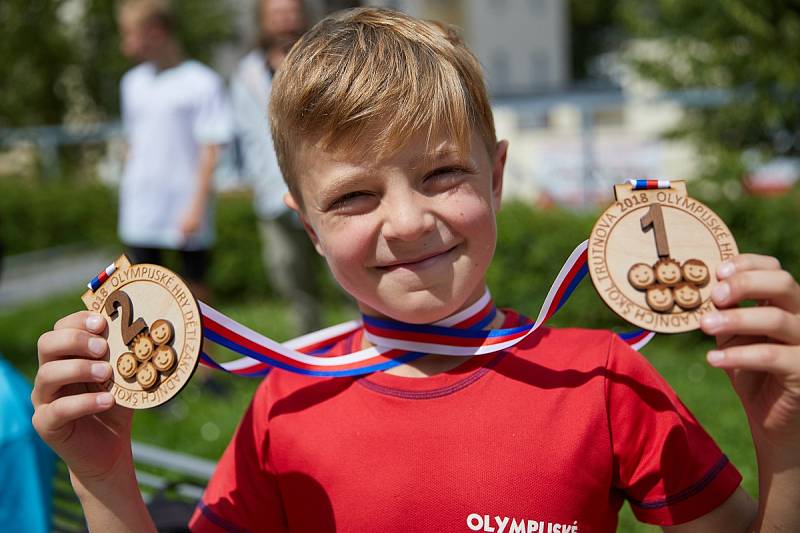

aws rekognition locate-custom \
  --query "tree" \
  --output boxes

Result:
[0,0,234,127]
[618,0,800,181]
[0,0,75,127]
[569,0,624,82]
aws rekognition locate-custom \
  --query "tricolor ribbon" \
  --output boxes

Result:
[197,240,656,378]
[628,179,671,190]
[88,262,117,292]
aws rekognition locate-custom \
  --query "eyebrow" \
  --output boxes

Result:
[410,147,468,168]
[313,169,388,211]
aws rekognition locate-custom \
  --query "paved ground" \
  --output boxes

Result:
[0,246,115,311]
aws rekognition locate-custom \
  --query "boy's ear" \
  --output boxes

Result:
[284,192,325,257]
[491,140,509,211]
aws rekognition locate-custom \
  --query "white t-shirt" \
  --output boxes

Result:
[119,60,233,250]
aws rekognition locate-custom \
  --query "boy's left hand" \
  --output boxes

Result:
[700,253,800,447]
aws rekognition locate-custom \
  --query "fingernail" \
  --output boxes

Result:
[86,315,104,332]
[88,337,106,356]
[707,350,725,364]
[718,261,735,279]
[91,362,110,380]
[701,313,724,332]
[711,282,730,303]
[96,393,113,407]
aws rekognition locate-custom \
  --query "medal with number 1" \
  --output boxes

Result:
[589,180,738,333]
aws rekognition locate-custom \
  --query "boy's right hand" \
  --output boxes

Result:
[32,311,134,484]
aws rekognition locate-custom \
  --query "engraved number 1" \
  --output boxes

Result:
[640,204,670,258]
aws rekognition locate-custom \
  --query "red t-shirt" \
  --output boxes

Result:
[190,311,740,532]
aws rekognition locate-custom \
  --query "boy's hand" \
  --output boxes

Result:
[699,254,800,446]
[180,203,203,239]
[32,311,135,484]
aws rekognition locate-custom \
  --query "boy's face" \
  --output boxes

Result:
[259,0,306,48]
[118,12,165,61]
[288,131,507,324]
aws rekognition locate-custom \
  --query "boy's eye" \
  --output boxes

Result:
[327,191,375,212]
[424,166,472,188]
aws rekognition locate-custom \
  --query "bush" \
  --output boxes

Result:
[207,191,271,300]
[490,201,624,330]
[0,178,118,255]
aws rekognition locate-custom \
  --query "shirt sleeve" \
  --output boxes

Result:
[605,334,742,525]
[192,75,234,146]
[189,379,287,533]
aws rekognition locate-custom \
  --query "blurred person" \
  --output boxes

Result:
[0,356,56,533]
[0,232,55,532]
[117,0,233,302]
[231,0,322,333]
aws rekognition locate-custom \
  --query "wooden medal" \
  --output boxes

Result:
[81,255,202,409]
[588,180,738,333]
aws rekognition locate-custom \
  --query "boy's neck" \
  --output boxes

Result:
[151,40,183,72]
[361,307,506,378]
[264,47,287,74]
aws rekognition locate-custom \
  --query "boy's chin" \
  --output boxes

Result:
[359,288,475,325]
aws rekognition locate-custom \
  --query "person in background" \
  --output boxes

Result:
[117,0,233,302]
[231,0,322,333]
[0,240,55,533]
[0,358,56,533]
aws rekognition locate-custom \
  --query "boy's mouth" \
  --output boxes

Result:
[377,245,458,271]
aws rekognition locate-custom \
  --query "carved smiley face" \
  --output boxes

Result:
[132,334,154,361]
[136,362,158,389]
[628,263,656,290]
[150,319,174,345]
[152,345,177,372]
[654,259,682,286]
[681,259,710,287]
[117,352,138,379]
[646,284,675,312]
[673,282,702,310]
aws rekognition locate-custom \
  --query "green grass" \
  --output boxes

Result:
[1,294,756,531]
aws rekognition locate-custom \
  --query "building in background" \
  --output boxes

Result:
[366,0,568,96]
[220,0,569,96]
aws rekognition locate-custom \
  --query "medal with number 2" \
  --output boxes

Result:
[82,256,202,409]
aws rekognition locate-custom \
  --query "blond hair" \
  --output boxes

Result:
[269,7,497,204]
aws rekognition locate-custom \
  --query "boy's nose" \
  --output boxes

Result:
[381,191,436,242]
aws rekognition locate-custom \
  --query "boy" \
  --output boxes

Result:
[117,0,232,302]
[32,8,800,532]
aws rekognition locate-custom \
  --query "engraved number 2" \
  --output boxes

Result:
[105,290,147,345]
[640,204,670,258]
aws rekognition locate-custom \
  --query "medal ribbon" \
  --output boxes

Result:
[628,179,671,190]
[195,240,656,377]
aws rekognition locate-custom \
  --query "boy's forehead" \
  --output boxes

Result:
[296,129,475,174]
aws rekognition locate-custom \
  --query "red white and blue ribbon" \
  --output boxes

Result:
[87,262,117,292]
[197,240,655,378]
[628,179,671,190]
